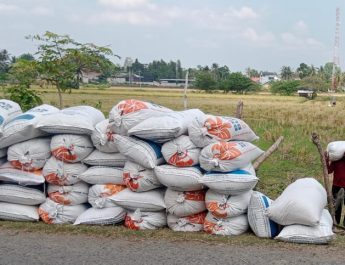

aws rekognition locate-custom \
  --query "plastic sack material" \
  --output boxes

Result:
[125,209,167,230]
[0,162,45,186]
[88,184,126,209]
[167,212,207,232]
[0,202,39,221]
[0,99,22,137]
[47,182,89,205]
[82,150,126,167]
[327,141,345,161]
[0,184,46,205]
[204,212,249,236]
[91,119,118,153]
[78,166,124,185]
[74,206,126,225]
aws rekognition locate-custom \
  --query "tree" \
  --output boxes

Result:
[296,63,312,79]
[8,59,38,88]
[0,49,10,81]
[270,80,301,95]
[300,75,329,92]
[220,72,259,94]
[18,53,35,61]
[280,66,293,80]
[195,71,217,91]
[245,67,259,78]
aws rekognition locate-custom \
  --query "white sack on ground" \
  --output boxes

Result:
[162,135,200,167]
[82,150,126,167]
[204,213,249,236]
[88,184,126,209]
[0,104,59,148]
[39,198,88,224]
[327,141,345,161]
[247,191,279,238]
[108,99,172,135]
[0,162,45,185]
[91,119,118,153]
[8,138,51,171]
[167,212,207,232]
[165,189,206,217]
[78,166,124,185]
[0,202,39,221]
[266,178,327,226]
[0,184,46,205]
[110,188,166,212]
[123,161,161,192]
[188,115,259,148]
[48,182,89,205]
[51,134,94,163]
[37,105,105,135]
[43,157,87,185]
[125,209,167,230]
[205,190,252,218]
[128,109,204,143]
[275,210,334,244]
[0,99,22,137]
[74,206,126,225]
[154,165,204,191]
[114,135,164,169]
[199,141,264,172]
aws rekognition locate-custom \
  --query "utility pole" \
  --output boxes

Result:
[331,7,340,93]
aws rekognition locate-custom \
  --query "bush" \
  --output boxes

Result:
[270,80,301,95]
[5,86,42,111]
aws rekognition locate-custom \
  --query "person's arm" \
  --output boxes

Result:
[324,151,334,174]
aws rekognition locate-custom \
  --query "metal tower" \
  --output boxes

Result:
[331,7,341,92]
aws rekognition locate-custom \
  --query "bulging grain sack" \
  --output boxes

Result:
[108,99,172,135]
[167,212,207,232]
[199,141,264,172]
[165,189,206,217]
[48,182,89,205]
[88,184,126,209]
[276,210,334,244]
[110,188,166,212]
[0,104,59,148]
[0,184,46,205]
[162,135,200,167]
[205,190,252,218]
[74,206,126,225]
[78,166,124,185]
[128,109,204,143]
[204,212,248,236]
[0,162,45,185]
[0,99,22,137]
[37,105,105,135]
[51,134,94,163]
[39,198,88,224]
[91,119,118,153]
[247,191,279,238]
[266,178,327,226]
[43,157,88,185]
[82,150,126,167]
[327,141,345,161]
[114,135,164,169]
[154,165,204,191]
[8,138,51,171]
[0,202,39,221]
[189,115,259,148]
[123,161,161,192]
[125,209,167,230]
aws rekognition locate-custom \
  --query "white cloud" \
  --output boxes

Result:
[31,6,54,16]
[281,32,323,50]
[89,11,155,26]
[0,3,19,12]
[293,20,308,34]
[98,0,152,9]
[233,6,259,19]
[242,27,276,46]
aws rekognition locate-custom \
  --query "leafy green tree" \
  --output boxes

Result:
[18,53,35,61]
[220,72,259,94]
[5,86,42,111]
[245,67,259,78]
[280,66,294,80]
[300,75,329,92]
[270,80,301,95]
[195,71,217,91]
[296,63,312,79]
[9,59,38,88]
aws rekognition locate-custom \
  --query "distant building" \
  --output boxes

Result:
[81,71,102,83]
[259,72,280,84]
[158,78,195,87]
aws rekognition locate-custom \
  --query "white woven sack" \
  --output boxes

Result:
[167,212,207,232]
[78,166,124,185]
[205,190,252,218]
[0,104,59,148]
[48,182,89,205]
[0,202,39,221]
[74,206,126,225]
[51,134,94,163]
[123,161,161,192]
[7,138,51,171]
[247,191,279,238]
[125,209,167,230]
[327,141,345,161]
[165,189,206,217]
[266,178,327,226]
[200,141,264,172]
[276,210,334,244]
[39,198,88,224]
[0,162,45,185]
[204,212,248,236]
[88,184,126,209]
[114,135,164,169]
[162,135,200,167]
[110,188,166,212]
[37,105,105,135]
[0,184,46,205]
[108,99,172,135]
[82,150,126,167]
[91,119,118,153]
[188,115,259,148]
[0,99,22,137]
[128,109,204,143]
[0,148,7,158]
[199,166,258,195]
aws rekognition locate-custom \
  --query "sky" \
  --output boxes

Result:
[0,0,344,73]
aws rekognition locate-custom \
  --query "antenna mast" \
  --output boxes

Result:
[331,7,341,92]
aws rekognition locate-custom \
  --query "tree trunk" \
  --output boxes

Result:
[57,86,63,108]
[235,100,243,119]
[253,136,284,170]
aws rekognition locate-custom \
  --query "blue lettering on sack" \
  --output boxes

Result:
[262,195,279,238]
[205,169,251,175]
[0,116,4,125]
[9,114,35,122]
[145,140,163,159]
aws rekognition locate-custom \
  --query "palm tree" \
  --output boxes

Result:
[280,66,293,80]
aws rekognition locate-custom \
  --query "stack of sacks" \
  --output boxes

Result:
[0,99,22,138]
[266,178,334,244]
[188,115,263,236]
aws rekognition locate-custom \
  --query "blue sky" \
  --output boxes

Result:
[0,0,344,72]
